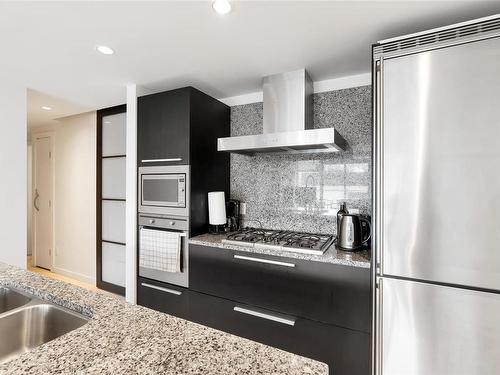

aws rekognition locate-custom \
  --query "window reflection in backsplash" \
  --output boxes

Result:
[230,86,372,235]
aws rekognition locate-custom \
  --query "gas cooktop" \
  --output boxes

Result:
[222,228,335,255]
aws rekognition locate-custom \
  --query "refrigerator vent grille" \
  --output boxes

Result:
[375,17,500,56]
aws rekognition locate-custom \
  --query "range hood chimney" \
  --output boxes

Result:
[217,69,346,154]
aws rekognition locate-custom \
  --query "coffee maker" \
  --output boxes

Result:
[226,200,241,232]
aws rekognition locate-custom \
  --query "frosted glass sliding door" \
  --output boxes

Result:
[97,106,127,294]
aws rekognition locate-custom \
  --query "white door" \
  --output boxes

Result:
[34,136,53,270]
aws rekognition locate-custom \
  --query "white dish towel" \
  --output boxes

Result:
[139,228,182,273]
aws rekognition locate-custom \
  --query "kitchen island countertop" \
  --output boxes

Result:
[189,233,371,268]
[0,263,327,375]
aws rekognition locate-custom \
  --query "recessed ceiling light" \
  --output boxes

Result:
[96,45,114,55]
[212,0,231,15]
[41,106,52,111]
[104,121,111,124]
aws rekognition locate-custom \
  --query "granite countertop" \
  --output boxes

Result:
[189,233,371,268]
[0,263,327,375]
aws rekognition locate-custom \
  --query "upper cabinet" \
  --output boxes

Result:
[137,86,231,234]
[138,87,191,165]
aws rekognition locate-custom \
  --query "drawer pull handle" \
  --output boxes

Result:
[141,283,182,296]
[233,255,295,268]
[233,306,296,326]
[141,158,182,163]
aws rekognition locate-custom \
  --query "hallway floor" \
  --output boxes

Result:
[27,255,98,291]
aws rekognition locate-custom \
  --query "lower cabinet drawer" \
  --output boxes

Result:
[190,244,372,333]
[137,277,371,375]
[189,290,371,375]
[137,277,190,320]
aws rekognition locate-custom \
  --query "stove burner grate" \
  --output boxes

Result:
[225,227,334,253]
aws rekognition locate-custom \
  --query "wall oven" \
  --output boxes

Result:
[138,165,190,216]
[138,213,189,288]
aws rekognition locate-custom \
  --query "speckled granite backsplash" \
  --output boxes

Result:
[230,86,372,235]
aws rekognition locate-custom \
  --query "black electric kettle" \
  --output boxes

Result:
[337,214,371,251]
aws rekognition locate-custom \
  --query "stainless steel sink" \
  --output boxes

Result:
[0,287,31,314]
[0,289,88,364]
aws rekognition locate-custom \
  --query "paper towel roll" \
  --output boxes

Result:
[208,191,226,225]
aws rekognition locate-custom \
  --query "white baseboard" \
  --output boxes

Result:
[52,266,96,285]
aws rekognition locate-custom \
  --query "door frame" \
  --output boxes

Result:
[32,131,56,270]
[27,143,33,258]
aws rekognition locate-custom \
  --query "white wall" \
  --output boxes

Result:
[30,112,96,283]
[0,84,27,268]
[126,84,137,304]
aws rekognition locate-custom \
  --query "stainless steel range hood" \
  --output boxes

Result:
[218,69,346,155]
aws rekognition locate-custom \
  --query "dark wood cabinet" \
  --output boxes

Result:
[189,290,371,375]
[136,86,230,236]
[138,272,371,375]
[138,243,372,374]
[189,244,372,333]
[187,244,372,374]
[137,88,191,165]
[137,277,190,320]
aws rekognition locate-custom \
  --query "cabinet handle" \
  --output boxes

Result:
[233,254,295,268]
[141,283,182,295]
[141,158,182,163]
[233,306,296,326]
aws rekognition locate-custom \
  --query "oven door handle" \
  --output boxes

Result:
[138,225,187,236]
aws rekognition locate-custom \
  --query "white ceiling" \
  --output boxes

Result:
[2,1,500,122]
[27,89,90,129]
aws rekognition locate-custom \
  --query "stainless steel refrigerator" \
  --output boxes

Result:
[373,15,500,375]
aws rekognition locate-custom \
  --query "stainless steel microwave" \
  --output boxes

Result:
[138,165,190,216]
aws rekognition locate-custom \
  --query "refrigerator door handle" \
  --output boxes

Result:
[375,58,384,275]
[376,278,383,375]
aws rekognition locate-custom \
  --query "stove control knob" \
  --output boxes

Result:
[149,219,155,224]
[170,221,175,226]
